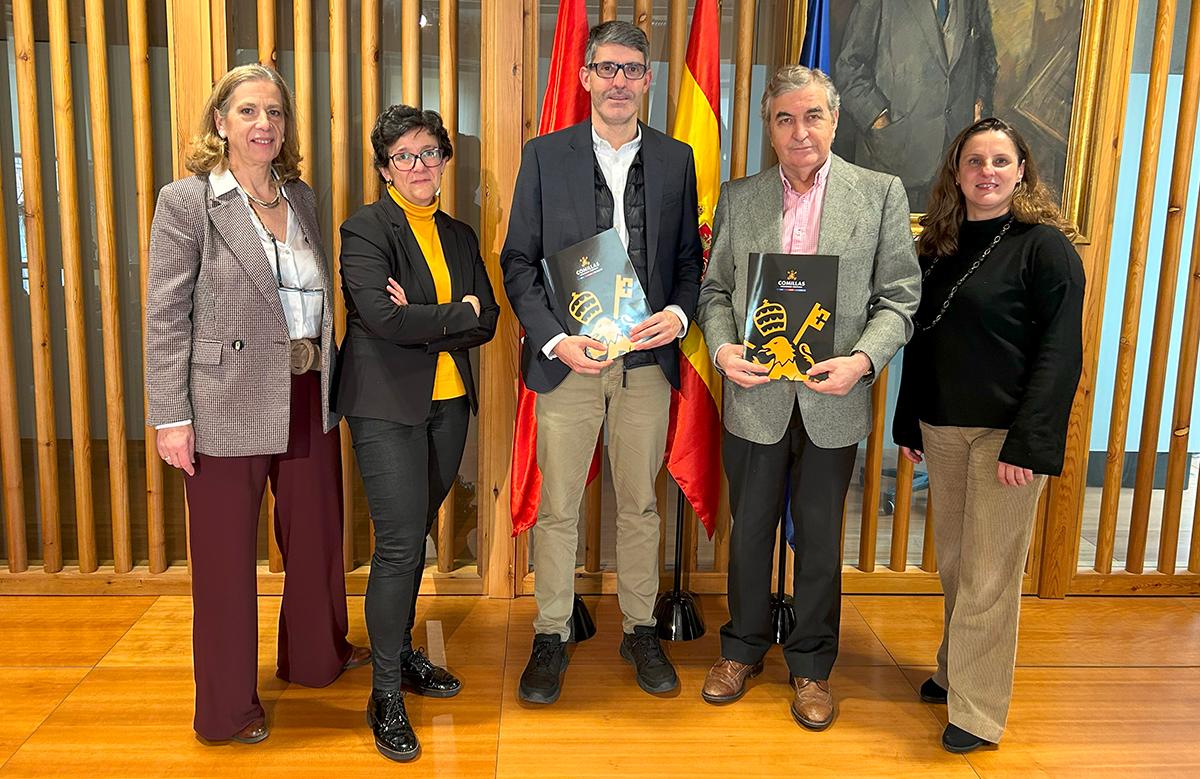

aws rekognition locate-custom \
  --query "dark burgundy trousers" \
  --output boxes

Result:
[184,370,351,740]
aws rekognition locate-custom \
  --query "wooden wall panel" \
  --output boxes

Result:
[361,1,380,205]
[1144,0,1200,576]
[1095,0,1176,575]
[85,0,134,573]
[440,0,460,216]
[129,0,168,573]
[480,0,525,597]
[329,0,356,572]
[48,0,99,573]
[402,0,421,106]
[257,0,277,68]
[0,105,27,573]
[1038,0,1140,596]
[0,0,1192,601]
[293,0,314,185]
[13,0,64,572]
[730,0,754,179]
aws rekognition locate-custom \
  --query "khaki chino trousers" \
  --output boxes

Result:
[533,361,671,639]
[920,423,1047,744]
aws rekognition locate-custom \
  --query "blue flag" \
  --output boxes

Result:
[785,0,832,550]
[799,0,831,72]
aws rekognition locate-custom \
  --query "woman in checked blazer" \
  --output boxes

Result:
[145,64,368,745]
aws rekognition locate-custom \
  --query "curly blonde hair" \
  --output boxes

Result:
[917,118,1074,258]
[184,64,303,182]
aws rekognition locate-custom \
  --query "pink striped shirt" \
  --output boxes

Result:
[780,155,832,254]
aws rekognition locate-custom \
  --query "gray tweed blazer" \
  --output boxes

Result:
[145,175,339,457]
[696,155,921,448]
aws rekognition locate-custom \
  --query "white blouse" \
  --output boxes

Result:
[210,166,323,340]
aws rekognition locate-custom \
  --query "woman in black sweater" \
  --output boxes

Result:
[893,118,1084,754]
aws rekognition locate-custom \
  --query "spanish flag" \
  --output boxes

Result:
[667,0,723,537]
[510,0,595,536]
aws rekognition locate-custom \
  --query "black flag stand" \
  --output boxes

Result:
[568,593,596,643]
[768,519,795,645]
[653,486,706,641]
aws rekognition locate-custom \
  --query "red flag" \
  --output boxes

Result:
[666,0,723,537]
[511,0,594,537]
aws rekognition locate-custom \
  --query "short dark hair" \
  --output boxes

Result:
[585,20,649,65]
[370,105,454,171]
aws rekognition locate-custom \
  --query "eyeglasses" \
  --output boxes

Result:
[263,227,324,314]
[587,61,648,80]
[388,148,445,171]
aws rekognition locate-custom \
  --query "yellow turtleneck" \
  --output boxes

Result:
[388,184,466,400]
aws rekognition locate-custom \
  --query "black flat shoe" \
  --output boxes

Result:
[342,645,372,671]
[619,626,678,694]
[367,690,420,762]
[942,723,990,754]
[229,719,269,744]
[920,677,948,704]
[400,647,462,698]
[518,633,569,704]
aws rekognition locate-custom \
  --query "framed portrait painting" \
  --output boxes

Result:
[827,0,1103,234]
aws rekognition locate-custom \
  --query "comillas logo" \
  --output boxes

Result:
[575,255,603,281]
[777,269,807,293]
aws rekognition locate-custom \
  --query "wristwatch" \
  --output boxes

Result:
[852,350,875,384]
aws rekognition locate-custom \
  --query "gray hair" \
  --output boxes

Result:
[759,65,841,123]
[585,21,650,64]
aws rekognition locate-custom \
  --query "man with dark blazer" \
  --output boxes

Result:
[501,20,703,705]
[696,65,920,730]
[834,0,997,210]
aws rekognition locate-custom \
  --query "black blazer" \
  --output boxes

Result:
[332,196,499,424]
[500,120,704,393]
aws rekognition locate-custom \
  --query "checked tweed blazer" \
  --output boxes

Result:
[696,156,921,448]
[145,175,339,457]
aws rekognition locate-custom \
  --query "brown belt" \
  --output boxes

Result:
[289,338,320,374]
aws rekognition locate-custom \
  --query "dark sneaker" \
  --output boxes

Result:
[518,633,569,704]
[619,625,678,694]
[942,723,990,754]
[401,647,462,698]
[366,690,420,762]
[920,677,948,704]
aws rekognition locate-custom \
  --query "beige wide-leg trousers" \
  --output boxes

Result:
[532,362,671,639]
[920,423,1047,744]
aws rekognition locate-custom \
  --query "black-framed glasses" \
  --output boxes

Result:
[388,147,445,171]
[587,61,648,80]
[263,229,324,308]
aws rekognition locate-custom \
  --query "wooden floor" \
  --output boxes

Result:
[1,594,1198,777]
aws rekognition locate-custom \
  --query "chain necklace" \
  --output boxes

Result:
[245,185,282,209]
[916,218,1013,332]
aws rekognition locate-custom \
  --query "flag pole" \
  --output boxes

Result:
[653,485,706,640]
[769,518,795,645]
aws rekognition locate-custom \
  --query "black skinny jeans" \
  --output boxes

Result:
[347,397,470,692]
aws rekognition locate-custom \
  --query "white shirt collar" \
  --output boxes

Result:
[210,164,284,198]
[209,164,240,197]
[591,124,642,155]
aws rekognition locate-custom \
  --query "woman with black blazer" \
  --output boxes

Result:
[333,105,499,762]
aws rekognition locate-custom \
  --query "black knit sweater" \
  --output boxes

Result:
[892,214,1085,475]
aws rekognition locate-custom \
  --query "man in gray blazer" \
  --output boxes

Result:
[696,65,920,730]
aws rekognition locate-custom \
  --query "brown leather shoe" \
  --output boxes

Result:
[342,644,372,671]
[230,719,269,744]
[701,657,764,704]
[790,677,834,730]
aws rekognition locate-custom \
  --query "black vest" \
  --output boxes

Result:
[594,151,653,370]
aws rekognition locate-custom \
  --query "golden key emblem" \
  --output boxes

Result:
[794,302,830,344]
